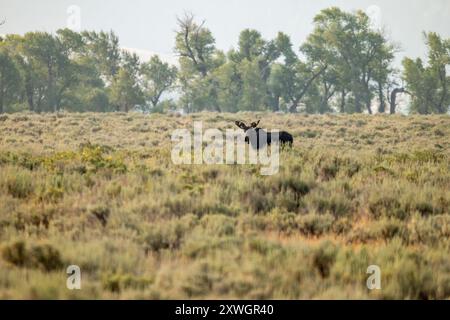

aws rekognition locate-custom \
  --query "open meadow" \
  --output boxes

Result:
[0,112,449,299]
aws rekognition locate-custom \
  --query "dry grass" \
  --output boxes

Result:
[0,111,449,299]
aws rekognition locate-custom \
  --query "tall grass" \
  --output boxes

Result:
[0,112,449,299]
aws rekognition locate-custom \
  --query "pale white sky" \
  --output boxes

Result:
[1,0,449,65]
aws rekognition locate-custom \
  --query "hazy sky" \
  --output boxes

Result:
[1,0,449,65]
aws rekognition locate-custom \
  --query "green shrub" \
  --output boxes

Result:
[2,241,63,271]
[182,234,242,258]
[347,219,408,244]
[368,196,408,220]
[103,273,152,293]
[143,218,193,252]
[5,171,34,198]
[308,193,351,217]
[381,253,435,299]
[246,237,285,256]
[2,241,27,267]
[199,215,236,236]
[278,177,310,196]
[89,205,110,227]
[414,202,434,216]
[38,186,64,203]
[243,190,274,214]
[297,213,334,236]
[312,241,338,278]
[30,244,64,272]
[408,214,450,245]
[319,162,339,181]
[375,219,408,242]
[106,182,122,197]
[266,211,297,233]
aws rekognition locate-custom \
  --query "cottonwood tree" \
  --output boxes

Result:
[0,44,21,113]
[211,60,242,112]
[2,10,449,116]
[110,52,144,112]
[388,87,409,114]
[6,35,46,112]
[23,32,60,112]
[403,32,450,114]
[301,37,340,113]
[305,7,395,113]
[229,30,326,113]
[11,31,84,112]
[175,13,225,112]
[141,55,177,110]
[82,30,121,84]
[268,58,327,113]
[175,13,216,77]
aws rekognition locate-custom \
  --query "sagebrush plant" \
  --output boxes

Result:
[0,112,449,299]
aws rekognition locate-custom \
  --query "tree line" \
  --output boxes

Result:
[0,7,449,114]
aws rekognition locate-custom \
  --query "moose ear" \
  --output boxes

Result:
[251,120,260,128]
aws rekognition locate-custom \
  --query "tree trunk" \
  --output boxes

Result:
[354,95,361,113]
[288,99,299,113]
[272,94,280,112]
[36,91,43,114]
[0,75,3,114]
[0,90,3,114]
[24,74,35,112]
[289,65,328,113]
[366,101,372,114]
[353,84,363,113]
[390,87,405,114]
[27,89,34,112]
[365,88,372,114]
[319,81,329,114]
[47,62,56,112]
[436,66,447,113]
[319,101,326,114]
[378,82,385,113]
[339,90,346,113]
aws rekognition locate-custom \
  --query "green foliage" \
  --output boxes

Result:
[110,52,145,112]
[103,273,152,293]
[402,32,450,114]
[312,241,338,278]
[2,241,63,271]
[302,7,395,114]
[0,10,447,114]
[4,170,34,198]
[297,213,335,236]
[141,55,177,110]
[0,44,22,113]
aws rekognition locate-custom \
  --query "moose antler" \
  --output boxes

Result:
[235,120,260,131]
[235,121,249,130]
[250,120,260,128]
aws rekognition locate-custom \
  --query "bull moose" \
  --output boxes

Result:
[235,120,293,149]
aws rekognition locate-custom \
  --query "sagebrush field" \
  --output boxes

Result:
[0,112,449,299]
